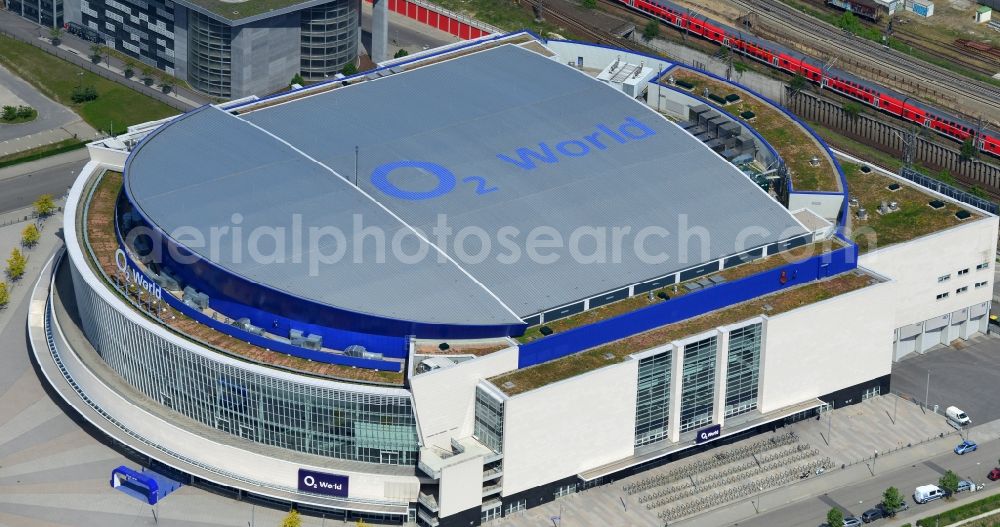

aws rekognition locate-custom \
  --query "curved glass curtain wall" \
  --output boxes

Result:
[300,0,358,80]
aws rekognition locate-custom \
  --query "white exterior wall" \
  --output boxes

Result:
[788,193,845,223]
[544,40,672,77]
[858,216,997,329]
[500,360,638,496]
[758,277,895,413]
[410,348,518,451]
[438,455,486,517]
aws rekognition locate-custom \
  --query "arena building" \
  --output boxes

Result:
[29,32,998,526]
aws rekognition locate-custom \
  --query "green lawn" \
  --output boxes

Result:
[0,35,176,135]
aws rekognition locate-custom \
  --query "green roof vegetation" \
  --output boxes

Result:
[517,238,846,344]
[666,67,840,192]
[82,172,403,385]
[493,271,876,395]
[0,35,175,135]
[842,162,978,253]
[181,0,314,20]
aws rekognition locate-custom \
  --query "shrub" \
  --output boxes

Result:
[290,73,305,86]
[0,282,8,309]
[2,106,15,120]
[539,325,553,336]
[71,85,98,103]
[642,20,660,41]
[16,105,34,119]
[393,49,409,59]
[342,63,358,76]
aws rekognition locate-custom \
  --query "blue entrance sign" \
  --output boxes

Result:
[695,424,722,444]
[297,468,349,497]
[110,465,160,505]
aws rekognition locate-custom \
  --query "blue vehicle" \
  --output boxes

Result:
[955,440,978,455]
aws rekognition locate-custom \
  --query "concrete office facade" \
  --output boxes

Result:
[30,35,999,527]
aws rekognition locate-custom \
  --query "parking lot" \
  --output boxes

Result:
[891,333,1000,427]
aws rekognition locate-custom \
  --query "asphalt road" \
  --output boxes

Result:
[891,337,1000,426]
[0,63,79,142]
[734,438,1000,527]
[0,157,85,213]
[359,1,459,59]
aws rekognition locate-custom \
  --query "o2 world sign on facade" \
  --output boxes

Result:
[297,468,349,498]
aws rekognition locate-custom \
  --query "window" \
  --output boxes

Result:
[977,262,990,271]
[554,483,577,498]
[725,323,762,418]
[957,286,969,294]
[936,292,950,300]
[938,274,951,283]
[635,350,671,446]
[958,268,970,276]
[504,499,526,516]
[976,281,989,288]
[481,504,501,522]
[680,336,717,433]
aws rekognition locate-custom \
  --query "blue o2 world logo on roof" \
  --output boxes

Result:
[368,116,656,201]
[297,468,349,497]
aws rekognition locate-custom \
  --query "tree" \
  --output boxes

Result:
[158,73,174,94]
[123,59,136,79]
[393,48,409,59]
[939,470,960,498]
[290,73,305,86]
[6,248,26,281]
[960,138,978,161]
[0,282,8,309]
[882,486,904,516]
[49,26,62,45]
[280,509,302,527]
[16,105,33,119]
[733,61,748,74]
[90,43,102,64]
[341,62,358,76]
[789,73,808,96]
[642,20,660,42]
[21,223,40,248]
[826,507,845,527]
[141,66,155,87]
[1,106,15,120]
[34,194,56,217]
[842,102,863,121]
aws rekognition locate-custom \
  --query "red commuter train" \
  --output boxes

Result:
[623,0,1000,157]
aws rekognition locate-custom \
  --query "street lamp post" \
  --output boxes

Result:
[892,394,898,425]
[873,449,878,476]
[925,370,931,412]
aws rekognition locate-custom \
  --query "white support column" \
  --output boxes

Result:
[668,341,684,444]
[712,328,729,428]
[755,317,770,413]
[371,0,389,63]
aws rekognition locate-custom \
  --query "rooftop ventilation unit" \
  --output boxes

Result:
[182,286,209,310]
[234,318,264,336]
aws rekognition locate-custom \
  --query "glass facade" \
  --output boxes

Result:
[679,336,717,433]
[300,0,358,80]
[473,385,504,453]
[725,323,762,418]
[8,0,63,27]
[188,11,231,97]
[79,0,175,71]
[634,350,671,446]
[70,259,420,465]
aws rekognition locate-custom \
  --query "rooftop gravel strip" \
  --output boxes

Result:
[492,271,876,395]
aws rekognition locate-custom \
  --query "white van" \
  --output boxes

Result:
[946,406,971,429]
[914,484,945,504]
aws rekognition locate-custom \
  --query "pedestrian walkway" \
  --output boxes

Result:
[0,120,96,158]
[798,394,956,469]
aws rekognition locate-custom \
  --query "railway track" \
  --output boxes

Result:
[891,29,998,78]
[522,0,636,49]
[730,0,1000,113]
